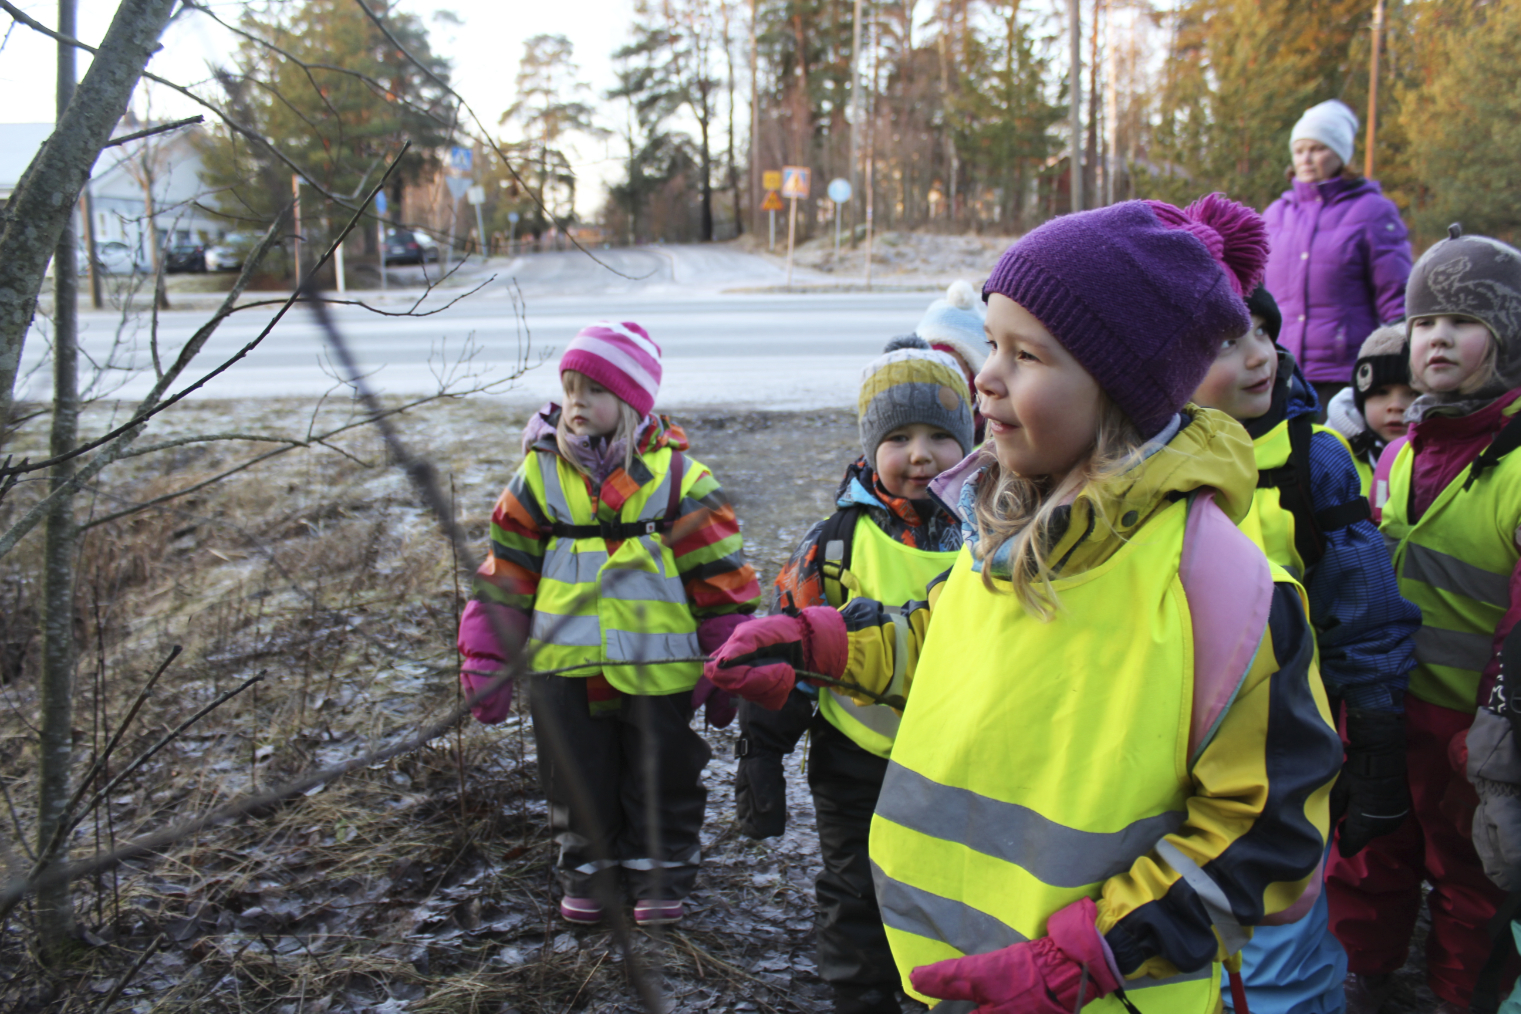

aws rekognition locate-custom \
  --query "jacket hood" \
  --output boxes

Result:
[1244,349,1320,440]
[932,405,1258,578]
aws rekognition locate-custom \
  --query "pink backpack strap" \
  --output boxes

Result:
[1180,490,1275,766]
[1370,435,1408,523]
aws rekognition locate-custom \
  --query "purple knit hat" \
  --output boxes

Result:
[559,320,663,417]
[982,195,1269,437]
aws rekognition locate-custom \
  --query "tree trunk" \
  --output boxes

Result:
[699,110,714,242]
[35,0,82,957]
[0,0,180,440]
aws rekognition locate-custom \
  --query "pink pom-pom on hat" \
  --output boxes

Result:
[1145,193,1269,297]
[559,320,663,417]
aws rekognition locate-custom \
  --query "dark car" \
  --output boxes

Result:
[383,229,440,265]
[163,240,206,273]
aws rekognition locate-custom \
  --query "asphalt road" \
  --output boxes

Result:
[21,247,940,409]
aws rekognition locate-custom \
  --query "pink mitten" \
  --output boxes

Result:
[691,676,738,728]
[910,898,1121,1014]
[457,601,529,725]
[702,607,847,711]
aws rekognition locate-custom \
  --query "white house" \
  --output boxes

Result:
[1,119,224,263]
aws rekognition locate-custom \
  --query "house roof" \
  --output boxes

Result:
[0,123,56,193]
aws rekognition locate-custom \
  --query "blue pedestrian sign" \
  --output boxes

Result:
[374,191,388,215]
[449,146,473,173]
[508,212,520,224]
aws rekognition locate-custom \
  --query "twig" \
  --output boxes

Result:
[90,933,163,1014]
[102,115,205,149]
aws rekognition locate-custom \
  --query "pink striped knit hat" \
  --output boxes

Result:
[559,321,663,417]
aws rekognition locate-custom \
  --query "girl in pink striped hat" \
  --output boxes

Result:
[456,319,761,928]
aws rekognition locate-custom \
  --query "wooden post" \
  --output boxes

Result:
[292,174,303,283]
[1364,0,1385,179]
[1068,0,1083,213]
[784,195,798,290]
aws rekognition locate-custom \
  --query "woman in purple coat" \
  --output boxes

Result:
[1263,99,1412,409]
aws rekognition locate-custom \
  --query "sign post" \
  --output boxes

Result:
[467,185,487,256]
[508,211,520,254]
[827,178,853,257]
[375,190,388,293]
[781,166,810,290]
[762,170,782,252]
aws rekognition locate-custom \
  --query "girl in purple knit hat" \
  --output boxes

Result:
[703,196,1342,1014]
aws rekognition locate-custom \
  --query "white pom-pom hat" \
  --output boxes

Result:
[915,279,988,378]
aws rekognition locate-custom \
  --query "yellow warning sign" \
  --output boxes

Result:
[760,190,785,212]
[762,170,782,192]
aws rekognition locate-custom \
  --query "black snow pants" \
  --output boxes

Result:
[808,718,901,1011]
[530,675,710,901]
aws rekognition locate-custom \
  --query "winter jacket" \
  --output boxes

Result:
[1325,387,1385,494]
[839,406,1340,991]
[1243,355,1419,712]
[459,404,761,693]
[1263,176,1412,384]
[770,458,963,614]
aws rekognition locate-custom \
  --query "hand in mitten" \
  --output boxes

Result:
[1333,708,1411,857]
[703,607,847,710]
[735,744,788,838]
[457,601,528,725]
[691,676,738,728]
[910,898,1121,1014]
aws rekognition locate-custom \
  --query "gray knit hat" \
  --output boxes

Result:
[859,336,975,466]
[1406,224,1521,398]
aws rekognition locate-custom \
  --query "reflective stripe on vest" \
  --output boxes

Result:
[526,447,703,695]
[817,513,959,757]
[1381,417,1521,711]
[869,495,1262,1011]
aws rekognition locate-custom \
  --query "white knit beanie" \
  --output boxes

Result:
[915,280,987,377]
[1290,100,1359,167]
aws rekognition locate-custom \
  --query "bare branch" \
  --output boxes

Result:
[102,114,204,148]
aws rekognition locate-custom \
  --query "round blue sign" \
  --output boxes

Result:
[827,178,853,203]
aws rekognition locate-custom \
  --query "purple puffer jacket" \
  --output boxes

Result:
[1262,176,1411,384]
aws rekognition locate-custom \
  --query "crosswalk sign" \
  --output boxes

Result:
[781,166,810,199]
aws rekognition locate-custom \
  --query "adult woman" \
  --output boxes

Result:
[1263,99,1412,409]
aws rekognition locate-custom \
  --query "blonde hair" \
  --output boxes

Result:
[972,393,1147,619]
[557,370,645,475]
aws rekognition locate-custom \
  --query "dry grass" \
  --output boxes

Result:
[0,397,861,1014]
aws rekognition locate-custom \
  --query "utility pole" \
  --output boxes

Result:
[750,0,761,238]
[1364,0,1385,179]
[81,189,102,308]
[1068,0,1083,214]
[848,0,865,199]
[37,0,81,956]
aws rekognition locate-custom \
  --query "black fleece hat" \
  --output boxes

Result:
[1246,285,1282,342]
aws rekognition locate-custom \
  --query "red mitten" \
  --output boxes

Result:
[457,602,528,725]
[691,676,738,728]
[910,898,1121,1014]
[702,607,847,711]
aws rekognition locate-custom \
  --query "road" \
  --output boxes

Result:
[20,246,940,410]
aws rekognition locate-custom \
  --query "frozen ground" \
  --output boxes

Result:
[20,241,992,409]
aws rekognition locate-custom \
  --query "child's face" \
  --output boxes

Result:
[1363,384,1416,443]
[1191,315,1278,422]
[978,294,1104,485]
[562,373,622,437]
[1409,315,1494,394]
[874,423,964,500]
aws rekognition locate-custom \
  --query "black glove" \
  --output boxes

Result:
[1332,708,1410,857]
[735,741,788,839]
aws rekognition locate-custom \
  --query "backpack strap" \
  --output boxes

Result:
[1370,434,1409,523]
[1256,416,1372,570]
[818,506,864,608]
[1464,410,1521,491]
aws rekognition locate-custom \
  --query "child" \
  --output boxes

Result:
[736,336,972,1014]
[457,321,760,927]
[915,280,988,441]
[1325,325,1419,493]
[708,195,1342,1013]
[1191,286,1419,1014]
[1329,226,1521,1014]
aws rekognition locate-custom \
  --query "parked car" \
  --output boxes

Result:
[383,228,440,265]
[163,239,206,273]
[205,233,254,271]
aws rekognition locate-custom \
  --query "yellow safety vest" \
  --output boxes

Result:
[1380,407,1521,711]
[817,512,959,758]
[870,497,1222,1013]
[1239,418,1358,580]
[524,447,704,695]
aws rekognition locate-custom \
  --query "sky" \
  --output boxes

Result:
[0,0,638,214]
